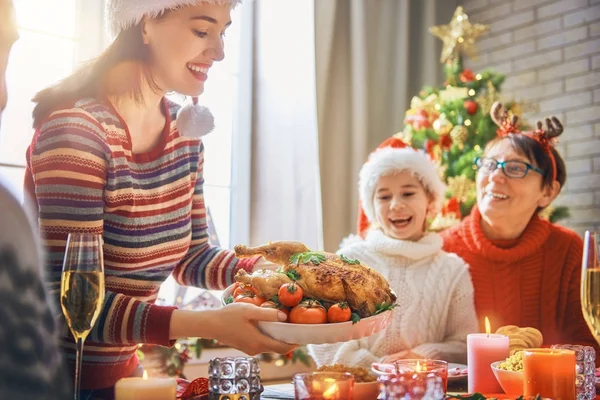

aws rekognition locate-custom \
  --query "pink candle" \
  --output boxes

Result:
[467,333,509,393]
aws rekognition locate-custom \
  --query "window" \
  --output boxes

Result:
[0,0,105,196]
[0,0,252,305]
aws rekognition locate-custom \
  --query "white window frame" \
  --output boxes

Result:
[0,0,106,192]
[228,0,253,247]
[74,0,107,62]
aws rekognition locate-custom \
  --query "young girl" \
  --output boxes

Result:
[308,137,478,368]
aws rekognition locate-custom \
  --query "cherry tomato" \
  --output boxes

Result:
[327,302,352,323]
[260,301,290,318]
[234,294,266,307]
[278,283,304,307]
[233,285,258,298]
[289,300,327,324]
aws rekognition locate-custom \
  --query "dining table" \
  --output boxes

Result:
[259,378,600,399]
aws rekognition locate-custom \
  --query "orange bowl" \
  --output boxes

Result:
[353,380,380,400]
[491,361,524,395]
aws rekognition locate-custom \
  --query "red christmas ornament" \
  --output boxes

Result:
[424,139,436,157]
[464,100,478,115]
[181,377,209,400]
[459,69,475,83]
[443,197,461,218]
[439,134,452,150]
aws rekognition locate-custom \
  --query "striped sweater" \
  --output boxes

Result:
[24,97,257,390]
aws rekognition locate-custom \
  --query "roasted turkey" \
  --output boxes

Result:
[235,269,294,300]
[234,241,396,317]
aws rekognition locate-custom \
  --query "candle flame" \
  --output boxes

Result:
[143,371,148,380]
[485,316,491,336]
[322,383,339,399]
[416,361,422,372]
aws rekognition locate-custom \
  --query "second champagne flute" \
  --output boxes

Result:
[581,230,600,347]
[60,233,105,400]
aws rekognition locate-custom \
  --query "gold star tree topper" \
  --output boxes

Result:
[429,6,490,63]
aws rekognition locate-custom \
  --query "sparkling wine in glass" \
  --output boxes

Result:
[60,233,105,400]
[581,230,600,346]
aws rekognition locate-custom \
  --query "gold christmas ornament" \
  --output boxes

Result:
[433,113,453,136]
[429,213,461,232]
[394,128,413,146]
[410,93,440,116]
[538,205,555,220]
[447,175,475,202]
[450,125,469,147]
[476,81,499,115]
[436,163,448,181]
[439,86,469,102]
[429,6,490,63]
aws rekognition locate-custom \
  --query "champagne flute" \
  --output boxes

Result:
[581,230,600,346]
[60,233,105,400]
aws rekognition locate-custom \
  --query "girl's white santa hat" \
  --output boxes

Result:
[105,0,241,138]
[357,136,446,237]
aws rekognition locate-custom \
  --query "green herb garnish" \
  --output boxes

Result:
[224,296,234,305]
[340,254,361,265]
[374,302,397,315]
[351,313,361,325]
[290,251,326,265]
[284,269,301,281]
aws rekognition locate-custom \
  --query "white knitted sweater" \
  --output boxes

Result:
[308,229,478,368]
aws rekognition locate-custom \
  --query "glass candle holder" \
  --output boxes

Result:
[378,372,445,400]
[293,372,354,400]
[208,357,262,400]
[393,360,448,393]
[523,348,576,400]
[551,344,596,400]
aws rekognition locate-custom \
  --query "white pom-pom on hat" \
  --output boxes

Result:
[177,97,215,138]
[106,0,242,39]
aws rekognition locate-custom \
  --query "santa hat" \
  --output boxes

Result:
[105,0,242,39]
[356,136,446,237]
[105,0,240,138]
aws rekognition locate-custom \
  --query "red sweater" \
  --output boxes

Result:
[441,207,599,358]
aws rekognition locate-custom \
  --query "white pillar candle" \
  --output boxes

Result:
[115,371,177,400]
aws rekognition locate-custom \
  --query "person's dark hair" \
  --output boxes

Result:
[32,22,162,128]
[484,134,566,191]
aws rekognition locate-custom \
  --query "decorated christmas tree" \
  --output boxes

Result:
[395,6,568,230]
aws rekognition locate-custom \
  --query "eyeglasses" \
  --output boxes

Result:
[474,157,544,179]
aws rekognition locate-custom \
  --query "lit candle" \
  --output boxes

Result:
[467,317,509,393]
[395,359,449,392]
[115,371,177,400]
[293,372,354,400]
[523,348,576,399]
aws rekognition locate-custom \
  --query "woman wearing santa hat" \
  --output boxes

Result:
[308,136,477,369]
[23,0,294,396]
[442,102,598,358]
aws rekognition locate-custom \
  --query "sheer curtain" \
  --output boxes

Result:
[247,0,457,251]
[315,0,458,251]
[249,0,323,250]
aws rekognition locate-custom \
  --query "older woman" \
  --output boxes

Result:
[442,102,598,354]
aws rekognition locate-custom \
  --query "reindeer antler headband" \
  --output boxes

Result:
[490,101,562,182]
